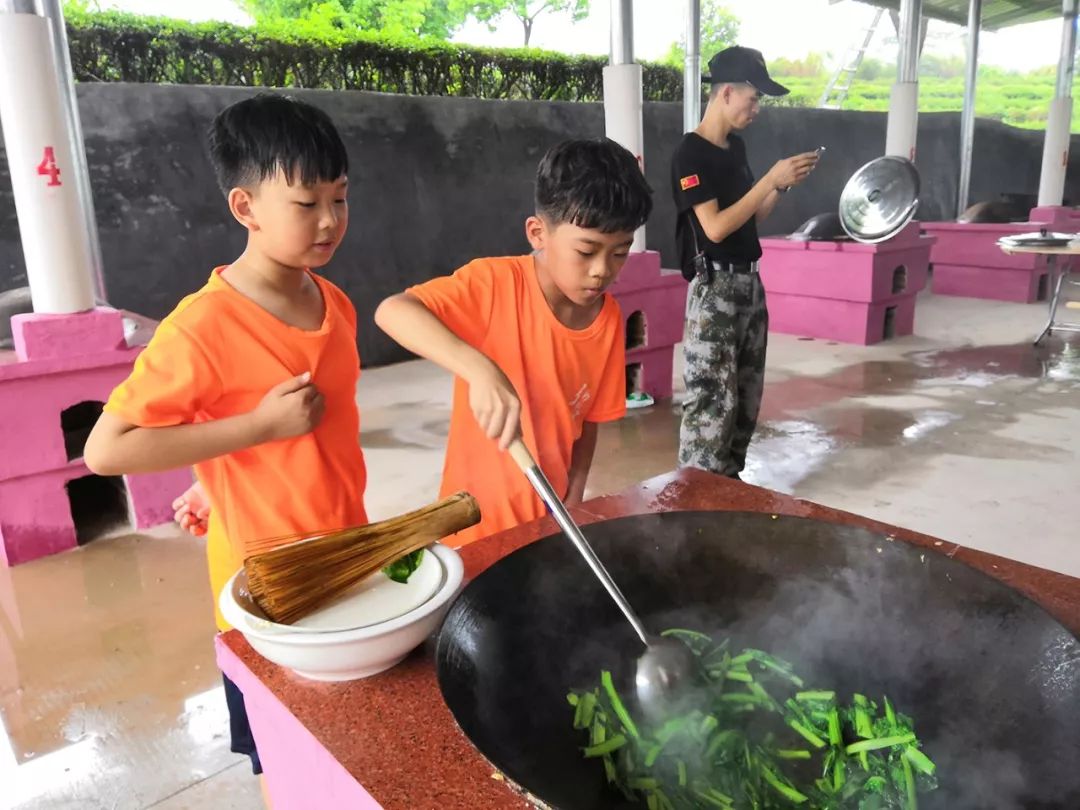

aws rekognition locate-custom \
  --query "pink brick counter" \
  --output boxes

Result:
[922,206,1079,303]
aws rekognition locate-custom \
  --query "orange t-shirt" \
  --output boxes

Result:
[106,268,368,629]
[408,255,626,546]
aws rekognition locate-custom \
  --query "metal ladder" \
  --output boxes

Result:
[819,7,885,110]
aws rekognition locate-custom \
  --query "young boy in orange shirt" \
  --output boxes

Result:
[84,94,367,778]
[375,139,652,545]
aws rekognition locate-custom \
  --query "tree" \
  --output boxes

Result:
[467,1,590,48]
[236,0,475,39]
[662,0,739,75]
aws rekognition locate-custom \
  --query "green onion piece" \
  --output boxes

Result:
[796,690,836,703]
[845,734,917,755]
[661,628,712,645]
[694,789,735,809]
[777,749,812,760]
[677,760,688,787]
[833,755,846,791]
[600,671,640,739]
[787,719,827,749]
[760,765,809,804]
[583,734,627,757]
[706,730,738,759]
[726,670,754,683]
[828,708,842,746]
[904,746,937,775]
[902,753,918,810]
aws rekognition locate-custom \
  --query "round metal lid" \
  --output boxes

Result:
[838,155,920,243]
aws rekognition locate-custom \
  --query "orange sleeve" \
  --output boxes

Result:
[105,319,223,427]
[586,311,628,424]
[406,259,498,348]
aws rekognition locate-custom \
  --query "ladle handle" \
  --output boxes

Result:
[508,439,650,646]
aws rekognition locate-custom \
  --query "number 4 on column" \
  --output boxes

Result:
[37,147,62,187]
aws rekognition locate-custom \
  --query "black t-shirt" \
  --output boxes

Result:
[671,132,762,267]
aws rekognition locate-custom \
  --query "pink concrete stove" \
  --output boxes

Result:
[759,222,936,345]
[608,251,687,401]
[0,307,191,565]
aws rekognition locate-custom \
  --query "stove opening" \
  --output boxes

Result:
[883,306,898,341]
[62,400,104,461]
[626,311,646,350]
[66,474,130,546]
[625,362,643,397]
[892,265,908,295]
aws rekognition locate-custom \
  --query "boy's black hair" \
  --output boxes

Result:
[534,138,653,234]
[207,93,348,195]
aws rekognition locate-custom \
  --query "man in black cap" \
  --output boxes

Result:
[672,46,818,479]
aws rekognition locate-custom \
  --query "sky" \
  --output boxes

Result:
[96,0,1066,74]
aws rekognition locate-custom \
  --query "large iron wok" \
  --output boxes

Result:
[435,511,1080,809]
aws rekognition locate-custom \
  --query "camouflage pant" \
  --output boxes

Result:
[678,270,768,477]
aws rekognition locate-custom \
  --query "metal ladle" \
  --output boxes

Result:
[508,439,700,713]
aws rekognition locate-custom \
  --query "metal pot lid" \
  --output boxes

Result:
[997,231,1075,248]
[838,155,920,243]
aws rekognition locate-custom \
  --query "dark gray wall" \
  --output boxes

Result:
[1,83,1077,366]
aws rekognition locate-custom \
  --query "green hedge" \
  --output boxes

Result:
[65,10,682,102]
[60,10,1064,129]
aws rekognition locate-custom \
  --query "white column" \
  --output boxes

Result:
[957,0,981,218]
[604,0,646,251]
[885,0,922,161]
[1038,0,1078,208]
[0,9,95,313]
[683,0,701,133]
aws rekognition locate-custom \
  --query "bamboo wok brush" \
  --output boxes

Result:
[244,492,480,625]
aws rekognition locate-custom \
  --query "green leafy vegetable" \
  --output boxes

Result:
[381,549,424,584]
[568,631,938,809]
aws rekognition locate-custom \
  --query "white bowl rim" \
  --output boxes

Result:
[220,543,464,646]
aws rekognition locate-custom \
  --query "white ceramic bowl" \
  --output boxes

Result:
[219,544,464,681]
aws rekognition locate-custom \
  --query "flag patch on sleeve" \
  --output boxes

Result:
[680,174,700,191]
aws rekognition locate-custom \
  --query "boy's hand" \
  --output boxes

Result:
[768,151,818,190]
[467,358,521,451]
[172,481,210,537]
[251,372,324,442]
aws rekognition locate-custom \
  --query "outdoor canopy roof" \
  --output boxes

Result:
[843,0,1065,30]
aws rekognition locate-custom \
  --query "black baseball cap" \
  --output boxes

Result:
[701,46,789,97]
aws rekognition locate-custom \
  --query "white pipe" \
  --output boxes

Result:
[886,0,922,160]
[610,0,633,65]
[605,0,644,250]
[896,0,922,83]
[886,83,919,160]
[1038,0,1077,207]
[0,12,95,313]
[683,0,701,133]
[957,0,981,217]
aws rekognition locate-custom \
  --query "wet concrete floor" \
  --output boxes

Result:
[2,290,1078,808]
